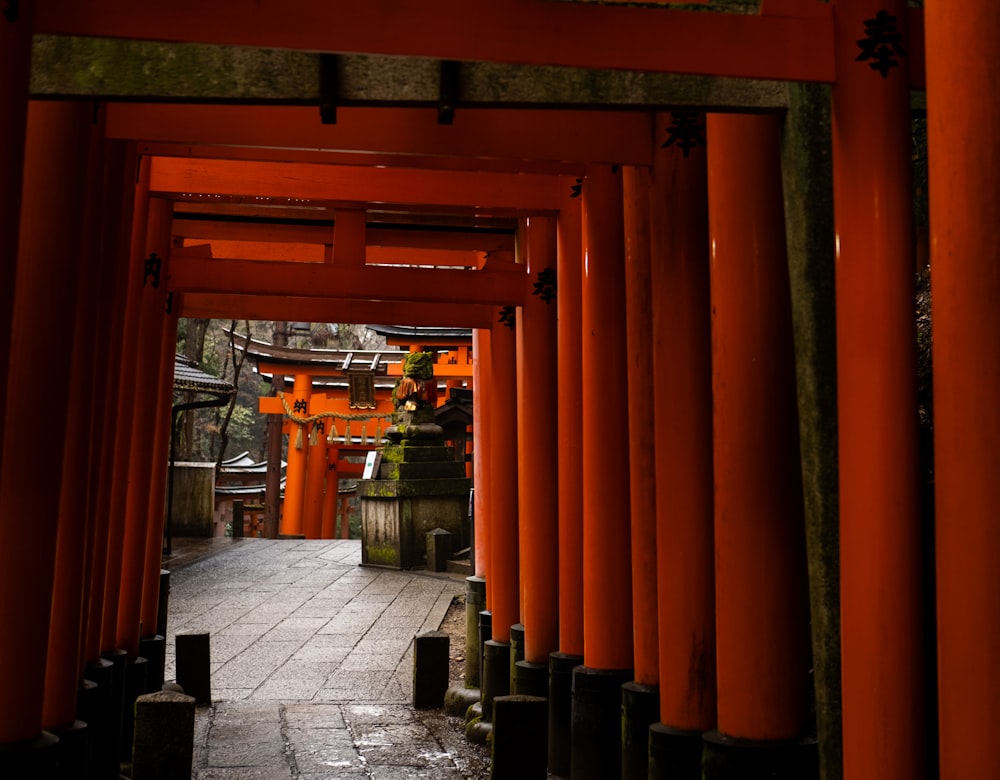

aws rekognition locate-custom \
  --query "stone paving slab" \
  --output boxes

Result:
[165,539,490,778]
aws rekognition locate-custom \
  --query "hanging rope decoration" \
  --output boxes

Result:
[278,392,393,449]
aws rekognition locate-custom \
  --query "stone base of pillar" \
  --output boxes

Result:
[508,624,525,690]
[121,656,149,757]
[513,659,548,698]
[570,665,632,780]
[464,701,491,744]
[84,657,117,780]
[99,649,127,770]
[0,731,59,779]
[477,610,491,689]
[492,695,548,780]
[444,685,480,718]
[547,651,582,778]
[702,730,818,780]
[648,722,703,780]
[138,635,165,693]
[481,640,511,722]
[50,719,88,780]
[621,681,659,779]
[464,577,486,688]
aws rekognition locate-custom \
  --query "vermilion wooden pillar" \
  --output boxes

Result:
[42,107,109,737]
[832,2,926,778]
[621,165,660,778]
[556,190,584,657]
[321,441,340,539]
[571,164,633,780]
[303,421,327,538]
[116,196,171,658]
[280,374,312,537]
[0,101,94,753]
[488,314,519,644]
[925,3,1000,777]
[471,328,491,581]
[705,113,813,776]
[100,154,152,654]
[82,143,139,665]
[647,112,716,779]
[515,216,558,676]
[139,304,180,656]
[0,0,33,422]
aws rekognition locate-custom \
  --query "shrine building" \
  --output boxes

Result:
[2,2,998,779]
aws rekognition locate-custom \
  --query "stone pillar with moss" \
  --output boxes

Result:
[358,352,471,569]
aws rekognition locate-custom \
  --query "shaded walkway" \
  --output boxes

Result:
[164,538,489,779]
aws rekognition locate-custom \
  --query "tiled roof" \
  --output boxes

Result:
[173,355,236,397]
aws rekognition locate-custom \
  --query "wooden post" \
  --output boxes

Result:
[832,2,926,777]
[488,314,519,644]
[572,164,633,780]
[647,112,717,776]
[0,100,95,748]
[516,215,559,668]
[925,2,1000,777]
[303,420,327,538]
[0,0,33,422]
[556,191,584,658]
[472,328,491,580]
[280,373,312,537]
[705,113,813,773]
[116,196,171,658]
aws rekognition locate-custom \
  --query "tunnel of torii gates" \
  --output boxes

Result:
[1,1,998,779]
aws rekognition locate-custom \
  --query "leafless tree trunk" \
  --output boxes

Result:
[215,320,251,469]
[264,321,288,538]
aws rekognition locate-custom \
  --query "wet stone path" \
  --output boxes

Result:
[164,539,490,779]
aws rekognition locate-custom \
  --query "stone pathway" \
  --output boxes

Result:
[163,538,490,779]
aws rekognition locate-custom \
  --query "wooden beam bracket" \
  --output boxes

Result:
[439,60,460,125]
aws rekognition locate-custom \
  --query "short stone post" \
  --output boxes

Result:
[492,695,548,779]
[131,690,196,780]
[413,630,449,709]
[175,633,211,704]
[426,528,452,572]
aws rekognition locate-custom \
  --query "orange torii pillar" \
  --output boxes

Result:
[482,311,519,716]
[514,215,559,698]
[0,0,32,421]
[925,4,1000,777]
[571,164,634,780]
[138,302,181,692]
[0,100,96,774]
[320,436,340,539]
[467,328,491,690]
[705,113,814,778]
[280,374,312,538]
[621,164,660,779]
[646,112,717,779]
[41,106,111,774]
[832,2,926,778]
[303,417,328,539]
[549,185,584,777]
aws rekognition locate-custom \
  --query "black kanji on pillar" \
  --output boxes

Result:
[143,252,162,288]
[662,112,706,158]
[293,398,308,414]
[498,306,517,330]
[532,267,557,304]
[855,10,906,78]
[570,178,583,198]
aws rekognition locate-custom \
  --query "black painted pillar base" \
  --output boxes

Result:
[121,656,148,757]
[508,624,525,689]
[478,610,491,690]
[465,577,486,688]
[481,640,510,722]
[513,659,548,698]
[547,652,582,778]
[702,730,818,780]
[138,635,165,693]
[99,649,127,774]
[83,657,117,780]
[156,570,170,639]
[621,681,659,780]
[648,723,703,780]
[570,665,633,780]
[51,719,89,780]
[492,695,548,780]
[0,731,59,780]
